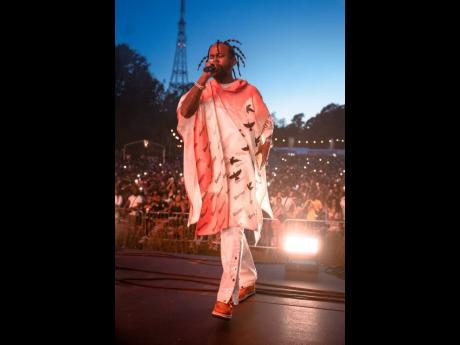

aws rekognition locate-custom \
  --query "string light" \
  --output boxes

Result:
[264,137,344,147]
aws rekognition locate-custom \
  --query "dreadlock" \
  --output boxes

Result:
[197,39,246,78]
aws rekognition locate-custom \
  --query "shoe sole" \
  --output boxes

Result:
[239,290,256,303]
[211,311,232,320]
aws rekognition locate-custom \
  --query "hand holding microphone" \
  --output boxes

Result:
[202,61,222,78]
[203,64,217,73]
[193,61,222,92]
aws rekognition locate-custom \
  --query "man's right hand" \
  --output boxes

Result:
[180,61,221,118]
[202,61,222,80]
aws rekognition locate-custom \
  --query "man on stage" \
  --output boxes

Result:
[177,39,274,320]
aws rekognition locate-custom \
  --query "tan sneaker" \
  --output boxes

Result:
[238,284,256,303]
[211,300,233,320]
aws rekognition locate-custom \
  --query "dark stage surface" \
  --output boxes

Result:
[116,249,345,345]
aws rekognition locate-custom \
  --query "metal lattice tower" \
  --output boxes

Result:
[168,0,189,92]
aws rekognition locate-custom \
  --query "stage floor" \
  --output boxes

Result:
[115,249,345,345]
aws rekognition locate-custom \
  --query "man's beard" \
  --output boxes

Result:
[214,68,231,79]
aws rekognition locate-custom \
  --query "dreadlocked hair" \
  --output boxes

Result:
[196,39,246,78]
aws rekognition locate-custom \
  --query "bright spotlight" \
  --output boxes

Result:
[284,235,319,254]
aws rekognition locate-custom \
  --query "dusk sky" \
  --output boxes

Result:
[115,0,344,123]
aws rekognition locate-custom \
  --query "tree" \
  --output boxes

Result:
[320,103,340,114]
[291,113,305,129]
[115,44,166,147]
[302,103,345,147]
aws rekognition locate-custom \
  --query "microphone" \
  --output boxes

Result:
[203,64,217,73]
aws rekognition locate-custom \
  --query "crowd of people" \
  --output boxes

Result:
[115,149,345,244]
[267,150,345,222]
[115,153,189,214]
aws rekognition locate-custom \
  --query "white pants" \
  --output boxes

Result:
[217,227,257,305]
